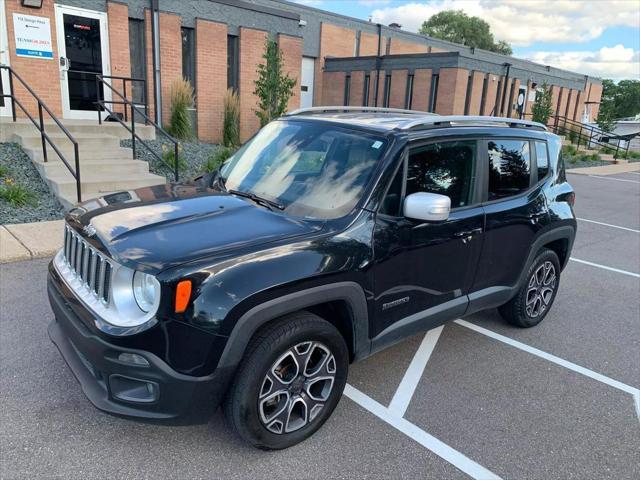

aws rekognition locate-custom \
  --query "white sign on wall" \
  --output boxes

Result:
[13,13,53,59]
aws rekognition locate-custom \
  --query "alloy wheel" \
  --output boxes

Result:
[525,261,556,318]
[258,341,336,434]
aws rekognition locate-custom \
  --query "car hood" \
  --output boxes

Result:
[67,183,323,272]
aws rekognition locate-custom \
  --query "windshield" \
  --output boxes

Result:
[220,121,388,219]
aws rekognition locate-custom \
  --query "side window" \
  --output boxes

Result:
[379,163,404,216]
[406,141,476,208]
[487,139,531,200]
[535,141,549,180]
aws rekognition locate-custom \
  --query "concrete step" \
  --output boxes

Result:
[0,118,155,141]
[47,171,166,198]
[35,159,150,177]
[24,145,135,163]
[13,132,121,151]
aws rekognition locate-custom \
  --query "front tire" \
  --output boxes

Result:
[498,249,561,328]
[224,311,349,450]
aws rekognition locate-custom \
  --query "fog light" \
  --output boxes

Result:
[109,375,158,403]
[118,352,150,366]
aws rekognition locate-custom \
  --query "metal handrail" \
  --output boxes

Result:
[0,65,81,202]
[546,115,629,159]
[95,74,180,181]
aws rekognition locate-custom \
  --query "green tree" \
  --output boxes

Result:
[600,79,640,119]
[531,82,554,125]
[419,10,512,55]
[254,40,297,127]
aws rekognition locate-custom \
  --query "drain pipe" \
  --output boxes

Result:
[373,23,382,107]
[500,62,511,116]
[150,0,162,126]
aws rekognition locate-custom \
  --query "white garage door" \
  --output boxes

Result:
[300,57,315,109]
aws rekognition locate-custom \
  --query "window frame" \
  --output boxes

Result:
[377,136,483,219]
[480,137,538,204]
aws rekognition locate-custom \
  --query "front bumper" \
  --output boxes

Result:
[47,273,232,421]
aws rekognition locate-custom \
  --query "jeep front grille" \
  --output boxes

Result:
[63,225,112,304]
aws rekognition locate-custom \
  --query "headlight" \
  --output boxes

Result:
[132,271,160,313]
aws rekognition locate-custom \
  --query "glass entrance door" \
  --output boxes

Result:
[55,5,111,119]
[0,0,12,117]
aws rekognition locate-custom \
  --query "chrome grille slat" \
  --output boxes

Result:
[61,225,112,306]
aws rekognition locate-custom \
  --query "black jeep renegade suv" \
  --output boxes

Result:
[48,108,576,449]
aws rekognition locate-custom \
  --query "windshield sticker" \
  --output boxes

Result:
[371,141,383,149]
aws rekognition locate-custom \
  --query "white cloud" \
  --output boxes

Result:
[369,0,640,47]
[526,45,640,80]
[358,0,392,6]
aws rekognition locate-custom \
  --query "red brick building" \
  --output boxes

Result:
[0,0,603,143]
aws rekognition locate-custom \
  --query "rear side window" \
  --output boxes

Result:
[406,141,476,208]
[487,139,531,200]
[535,141,549,180]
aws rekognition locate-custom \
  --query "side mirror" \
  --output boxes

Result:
[403,192,451,222]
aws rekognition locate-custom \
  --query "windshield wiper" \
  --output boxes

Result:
[228,189,284,211]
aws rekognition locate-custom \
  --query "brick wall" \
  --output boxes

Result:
[388,69,408,109]
[557,87,569,120]
[411,69,432,112]
[315,23,356,105]
[435,67,468,115]
[321,71,346,106]
[482,74,499,115]
[586,81,603,121]
[5,0,61,117]
[467,71,485,115]
[348,71,364,107]
[366,70,377,107]
[196,19,227,143]
[359,32,379,56]
[158,12,182,127]
[389,38,429,55]
[107,1,131,115]
[278,34,303,112]
[376,70,386,107]
[507,78,520,118]
[239,27,267,142]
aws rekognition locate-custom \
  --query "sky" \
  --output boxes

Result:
[291,0,640,80]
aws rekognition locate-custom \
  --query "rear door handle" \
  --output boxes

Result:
[454,227,483,238]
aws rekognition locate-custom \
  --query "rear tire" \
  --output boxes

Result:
[224,311,348,450]
[498,249,561,328]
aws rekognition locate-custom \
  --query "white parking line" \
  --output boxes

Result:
[577,218,640,233]
[388,326,444,417]
[587,175,640,184]
[454,319,640,421]
[569,257,640,278]
[344,384,502,480]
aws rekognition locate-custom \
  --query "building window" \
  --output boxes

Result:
[363,74,370,106]
[494,80,502,116]
[383,74,392,107]
[344,75,351,106]
[405,74,414,109]
[573,91,581,120]
[128,18,146,105]
[227,35,239,92]
[428,74,439,112]
[556,87,563,115]
[564,90,572,118]
[464,73,473,115]
[506,81,516,118]
[479,74,488,115]
[355,31,361,56]
[385,37,391,55]
[488,139,531,200]
[181,27,195,90]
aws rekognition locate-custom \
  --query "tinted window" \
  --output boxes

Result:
[488,140,531,200]
[535,141,549,180]
[406,141,476,208]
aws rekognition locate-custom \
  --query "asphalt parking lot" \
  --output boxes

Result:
[1,171,639,479]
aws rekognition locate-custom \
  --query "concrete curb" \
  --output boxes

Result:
[567,163,640,175]
[0,220,64,264]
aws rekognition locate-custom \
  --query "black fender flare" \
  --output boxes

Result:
[216,282,370,369]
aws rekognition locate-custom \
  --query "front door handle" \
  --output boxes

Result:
[454,227,483,238]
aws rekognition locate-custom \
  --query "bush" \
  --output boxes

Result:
[161,144,187,172]
[0,165,9,178]
[223,89,241,148]
[204,147,236,173]
[0,179,35,206]
[168,78,194,141]
[562,145,577,156]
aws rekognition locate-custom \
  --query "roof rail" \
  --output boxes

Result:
[286,106,435,116]
[397,115,547,131]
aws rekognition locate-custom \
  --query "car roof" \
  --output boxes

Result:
[282,107,548,135]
